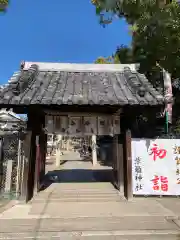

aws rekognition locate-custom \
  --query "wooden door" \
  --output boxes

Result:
[113,134,124,192]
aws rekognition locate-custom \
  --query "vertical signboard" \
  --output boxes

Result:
[84,116,97,135]
[98,116,109,135]
[69,117,82,136]
[113,116,120,135]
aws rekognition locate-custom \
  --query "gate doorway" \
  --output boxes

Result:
[42,134,116,191]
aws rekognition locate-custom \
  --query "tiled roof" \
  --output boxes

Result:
[0,62,164,106]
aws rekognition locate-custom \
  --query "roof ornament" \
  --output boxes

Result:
[11,63,39,96]
[20,61,25,70]
[123,66,131,72]
[29,64,39,73]
[138,87,146,97]
[123,66,146,97]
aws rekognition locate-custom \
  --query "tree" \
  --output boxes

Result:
[132,1,180,78]
[95,55,120,63]
[0,0,9,12]
[115,45,133,63]
[92,0,180,134]
[92,0,180,80]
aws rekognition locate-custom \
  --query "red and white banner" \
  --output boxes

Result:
[132,138,180,195]
[163,69,173,123]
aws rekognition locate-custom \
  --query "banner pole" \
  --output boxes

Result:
[165,110,169,134]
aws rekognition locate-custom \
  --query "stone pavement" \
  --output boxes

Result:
[0,199,17,214]
[0,152,180,239]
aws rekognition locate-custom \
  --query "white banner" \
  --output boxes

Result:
[132,138,180,195]
[163,69,172,123]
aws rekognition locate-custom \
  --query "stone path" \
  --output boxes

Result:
[0,152,180,239]
[44,151,113,185]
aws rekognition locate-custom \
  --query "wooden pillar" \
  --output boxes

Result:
[41,132,46,178]
[113,134,124,195]
[43,134,47,173]
[20,131,32,202]
[56,134,62,167]
[92,134,97,166]
[25,107,45,201]
[0,138,3,192]
[112,135,118,188]
[117,134,124,194]
[34,135,40,194]
[34,113,45,194]
[119,141,124,195]
[34,130,46,192]
[4,159,13,193]
[16,138,22,197]
[125,129,133,200]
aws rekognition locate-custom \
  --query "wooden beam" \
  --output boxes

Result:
[114,108,123,116]
[125,129,133,200]
[43,105,120,114]
[44,111,118,117]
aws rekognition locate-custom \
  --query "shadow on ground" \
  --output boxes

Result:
[40,168,114,191]
[98,160,112,167]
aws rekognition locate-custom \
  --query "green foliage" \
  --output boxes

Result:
[115,45,133,63]
[92,0,180,80]
[173,118,180,134]
[133,1,180,78]
[0,0,9,12]
[94,55,120,63]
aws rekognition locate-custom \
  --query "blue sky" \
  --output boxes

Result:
[0,0,131,84]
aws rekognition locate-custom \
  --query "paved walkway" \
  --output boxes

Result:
[0,152,180,239]
[44,151,113,184]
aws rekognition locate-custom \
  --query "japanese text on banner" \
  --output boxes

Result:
[174,145,180,184]
[134,157,143,192]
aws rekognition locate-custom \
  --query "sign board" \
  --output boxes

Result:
[69,117,82,136]
[84,116,97,135]
[98,116,109,135]
[45,115,120,136]
[132,138,180,195]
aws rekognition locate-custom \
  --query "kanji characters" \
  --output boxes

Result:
[134,156,143,192]
[149,144,167,161]
[160,176,168,192]
[151,175,168,192]
[135,166,142,174]
[135,183,143,191]
[177,178,180,184]
[135,157,141,165]
[175,157,180,165]
[174,145,180,154]
[174,147,180,185]
[151,175,160,191]
[135,174,143,181]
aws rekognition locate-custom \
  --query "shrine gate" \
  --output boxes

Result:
[0,61,165,201]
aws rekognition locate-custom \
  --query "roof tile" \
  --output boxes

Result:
[0,63,164,106]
